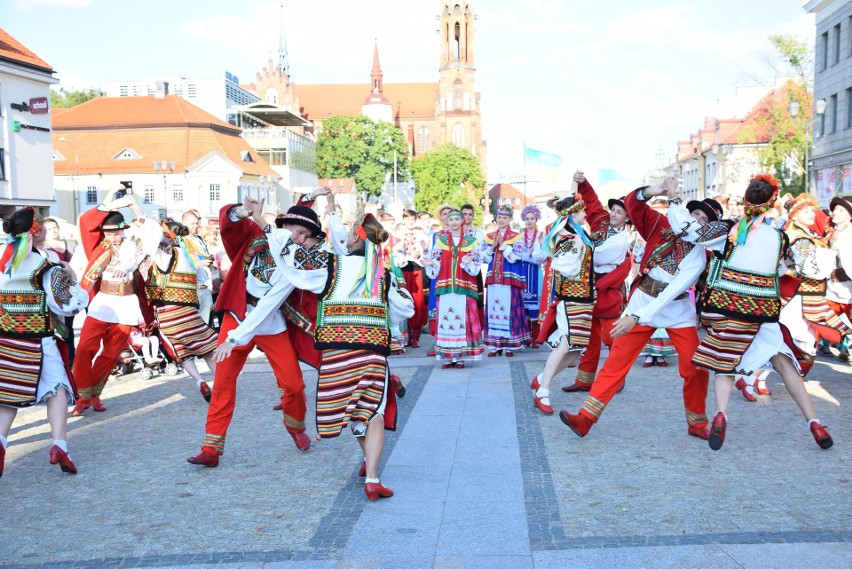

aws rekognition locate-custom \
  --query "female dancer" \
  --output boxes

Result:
[423,209,484,368]
[519,205,545,347]
[145,219,218,401]
[274,213,414,499]
[0,208,88,476]
[530,195,595,414]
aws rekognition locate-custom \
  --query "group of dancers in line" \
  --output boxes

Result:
[0,168,847,495]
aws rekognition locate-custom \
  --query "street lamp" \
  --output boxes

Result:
[153,159,176,218]
[788,100,811,194]
[58,137,79,220]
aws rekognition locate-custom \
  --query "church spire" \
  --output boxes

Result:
[277,1,290,84]
[370,37,383,94]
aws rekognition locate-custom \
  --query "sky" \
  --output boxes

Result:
[3,0,815,190]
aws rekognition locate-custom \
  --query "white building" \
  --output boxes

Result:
[0,28,58,217]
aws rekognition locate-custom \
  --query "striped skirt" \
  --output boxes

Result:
[692,312,761,373]
[316,349,388,439]
[155,305,218,362]
[544,300,593,351]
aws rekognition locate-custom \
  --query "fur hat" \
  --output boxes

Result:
[278,205,325,239]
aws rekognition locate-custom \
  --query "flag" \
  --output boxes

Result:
[524,147,562,183]
[598,169,628,186]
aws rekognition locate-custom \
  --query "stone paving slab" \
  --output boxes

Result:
[1,337,850,568]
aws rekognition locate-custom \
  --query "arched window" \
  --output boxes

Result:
[416,127,431,155]
[453,79,463,111]
[265,87,279,104]
[451,124,465,147]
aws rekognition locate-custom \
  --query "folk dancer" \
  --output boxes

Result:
[272,214,415,500]
[518,205,545,347]
[0,208,88,476]
[462,204,487,328]
[396,210,428,348]
[559,176,728,439]
[483,205,529,357]
[423,209,484,369]
[72,194,160,416]
[823,196,852,361]
[779,194,849,371]
[186,194,325,467]
[560,171,631,392]
[426,203,454,348]
[529,195,595,414]
[666,174,833,450]
[145,219,218,401]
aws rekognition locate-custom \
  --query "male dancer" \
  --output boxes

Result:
[559,176,727,439]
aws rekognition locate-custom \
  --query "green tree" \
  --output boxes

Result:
[49,87,104,109]
[768,34,812,89]
[411,143,486,225]
[316,115,409,197]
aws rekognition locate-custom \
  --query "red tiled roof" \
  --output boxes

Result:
[294,83,437,121]
[0,28,52,72]
[489,183,524,199]
[53,95,239,133]
[318,178,356,194]
[52,96,276,177]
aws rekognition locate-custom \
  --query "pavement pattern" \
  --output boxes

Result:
[0,337,849,568]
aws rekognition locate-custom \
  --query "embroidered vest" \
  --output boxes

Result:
[145,246,200,307]
[0,254,55,338]
[786,224,828,297]
[698,226,785,323]
[434,230,480,298]
[552,236,596,303]
[315,255,392,356]
[484,229,526,288]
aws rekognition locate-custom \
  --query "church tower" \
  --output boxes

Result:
[362,39,393,123]
[436,1,485,166]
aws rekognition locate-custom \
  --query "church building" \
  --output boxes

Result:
[242,1,486,167]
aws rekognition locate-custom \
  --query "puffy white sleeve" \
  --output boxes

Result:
[226,279,296,346]
[532,233,549,264]
[550,240,583,278]
[502,240,523,263]
[326,212,350,255]
[43,266,88,317]
[592,230,629,266]
[789,239,834,280]
[388,277,415,323]
[274,262,328,295]
[425,237,442,279]
[632,246,707,323]
[667,201,727,252]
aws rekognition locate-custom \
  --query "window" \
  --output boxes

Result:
[453,79,463,111]
[830,93,838,134]
[416,127,431,155]
[847,88,852,130]
[209,183,221,202]
[86,186,98,204]
[451,123,465,147]
[834,24,841,65]
[113,147,141,160]
[821,32,829,70]
[172,185,183,203]
[265,87,279,105]
[144,185,156,204]
[0,149,5,180]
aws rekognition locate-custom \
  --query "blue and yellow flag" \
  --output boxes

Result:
[524,147,562,183]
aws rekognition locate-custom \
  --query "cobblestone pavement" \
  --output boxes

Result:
[0,337,849,568]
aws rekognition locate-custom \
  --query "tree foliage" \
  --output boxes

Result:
[738,80,810,196]
[50,88,104,109]
[411,143,486,224]
[768,34,812,89]
[316,115,410,197]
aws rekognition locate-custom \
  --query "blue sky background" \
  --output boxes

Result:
[4,0,814,189]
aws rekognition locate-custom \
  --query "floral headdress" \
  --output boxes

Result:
[730,174,780,246]
[521,205,541,221]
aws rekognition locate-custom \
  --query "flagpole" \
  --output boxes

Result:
[523,142,527,206]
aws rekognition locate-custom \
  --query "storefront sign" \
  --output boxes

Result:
[29,97,49,114]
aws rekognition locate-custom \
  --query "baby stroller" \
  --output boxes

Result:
[113,323,181,380]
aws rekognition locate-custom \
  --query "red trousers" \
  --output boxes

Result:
[202,313,306,454]
[578,324,709,428]
[575,317,617,386]
[402,269,427,331]
[72,317,132,400]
